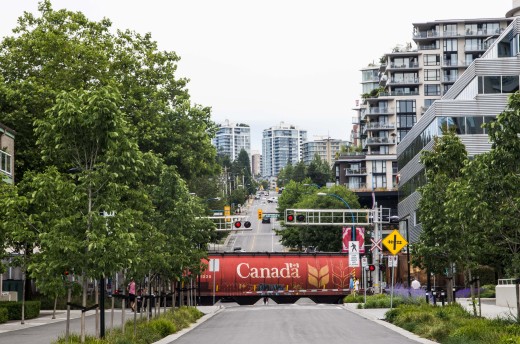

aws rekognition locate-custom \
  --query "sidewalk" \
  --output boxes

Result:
[343,298,518,322]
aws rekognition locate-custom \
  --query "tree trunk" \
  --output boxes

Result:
[52,294,57,319]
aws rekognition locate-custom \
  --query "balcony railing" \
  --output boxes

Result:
[366,137,395,144]
[367,107,394,114]
[389,78,420,84]
[388,63,420,69]
[442,75,458,83]
[391,90,420,96]
[418,44,438,50]
[366,122,395,130]
[413,31,439,39]
[345,167,367,175]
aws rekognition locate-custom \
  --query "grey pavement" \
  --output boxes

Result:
[0,299,516,343]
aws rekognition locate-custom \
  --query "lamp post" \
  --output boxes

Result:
[317,192,356,241]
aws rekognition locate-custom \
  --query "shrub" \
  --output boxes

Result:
[0,308,7,323]
[149,318,176,337]
[343,293,364,303]
[0,301,40,320]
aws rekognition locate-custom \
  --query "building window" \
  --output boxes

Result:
[372,160,387,173]
[478,75,520,94]
[423,54,440,66]
[424,84,441,96]
[444,39,457,51]
[397,114,416,129]
[396,100,416,113]
[424,69,440,81]
[0,150,11,175]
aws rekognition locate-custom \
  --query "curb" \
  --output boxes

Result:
[153,306,224,344]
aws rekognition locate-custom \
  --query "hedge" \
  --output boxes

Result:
[0,301,41,320]
[0,308,7,323]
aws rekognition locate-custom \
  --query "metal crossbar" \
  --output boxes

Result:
[284,208,392,226]
[202,215,250,231]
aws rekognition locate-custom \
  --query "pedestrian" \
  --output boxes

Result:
[263,295,269,305]
[127,278,136,312]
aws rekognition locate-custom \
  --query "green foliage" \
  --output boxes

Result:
[355,293,425,309]
[53,306,203,344]
[0,308,7,323]
[343,293,365,303]
[0,301,41,320]
[386,303,520,344]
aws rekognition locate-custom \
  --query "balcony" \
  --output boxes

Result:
[347,183,370,192]
[390,90,420,96]
[387,77,420,85]
[387,63,420,70]
[365,122,395,130]
[345,167,367,175]
[413,31,439,39]
[367,107,394,115]
[366,137,395,145]
[442,30,460,38]
[441,75,458,83]
[417,44,439,50]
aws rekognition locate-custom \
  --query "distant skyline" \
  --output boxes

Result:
[0,0,514,151]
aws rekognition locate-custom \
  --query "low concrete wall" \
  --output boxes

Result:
[496,284,518,307]
[0,291,18,301]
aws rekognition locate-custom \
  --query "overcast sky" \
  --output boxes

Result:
[0,0,514,151]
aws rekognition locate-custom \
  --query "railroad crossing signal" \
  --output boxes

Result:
[382,230,408,255]
[257,209,263,220]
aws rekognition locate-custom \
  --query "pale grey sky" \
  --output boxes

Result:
[0,0,513,151]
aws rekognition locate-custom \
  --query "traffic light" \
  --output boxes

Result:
[296,214,305,222]
[244,221,251,228]
[379,264,386,271]
[368,264,375,271]
[286,214,294,222]
[234,221,242,228]
[257,209,263,220]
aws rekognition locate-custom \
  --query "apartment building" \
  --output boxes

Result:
[340,12,511,214]
[398,3,520,243]
[302,138,349,167]
[262,122,307,178]
[212,119,251,161]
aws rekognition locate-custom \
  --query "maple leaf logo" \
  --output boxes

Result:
[308,263,330,288]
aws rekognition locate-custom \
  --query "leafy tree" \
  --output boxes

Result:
[474,93,520,277]
[0,0,218,183]
[277,183,360,251]
[414,128,468,301]
[278,162,293,187]
[307,154,333,186]
[292,161,307,182]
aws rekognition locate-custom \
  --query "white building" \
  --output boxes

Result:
[212,119,251,161]
[262,122,307,178]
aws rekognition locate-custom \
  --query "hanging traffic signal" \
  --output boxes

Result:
[368,264,375,271]
[286,214,294,222]
[257,209,263,220]
[296,214,305,222]
[234,221,242,228]
[244,221,251,228]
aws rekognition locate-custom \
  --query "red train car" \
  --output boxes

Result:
[199,252,361,305]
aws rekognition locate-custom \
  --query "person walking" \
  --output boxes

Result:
[127,278,136,312]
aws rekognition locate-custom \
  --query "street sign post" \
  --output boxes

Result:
[349,241,360,267]
[382,230,408,255]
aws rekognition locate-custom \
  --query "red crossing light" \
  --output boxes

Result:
[287,214,294,222]
[234,221,242,228]
[368,264,375,272]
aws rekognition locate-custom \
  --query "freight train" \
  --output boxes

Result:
[199,252,361,305]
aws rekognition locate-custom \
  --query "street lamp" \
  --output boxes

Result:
[401,217,411,290]
[317,192,356,241]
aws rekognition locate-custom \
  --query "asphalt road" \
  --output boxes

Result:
[229,195,284,252]
[168,303,424,344]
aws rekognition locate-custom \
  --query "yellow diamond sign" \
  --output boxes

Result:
[382,230,408,255]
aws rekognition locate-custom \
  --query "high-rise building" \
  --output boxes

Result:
[398,3,520,243]
[212,119,251,161]
[251,151,261,177]
[339,10,512,213]
[302,138,349,167]
[262,122,307,178]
